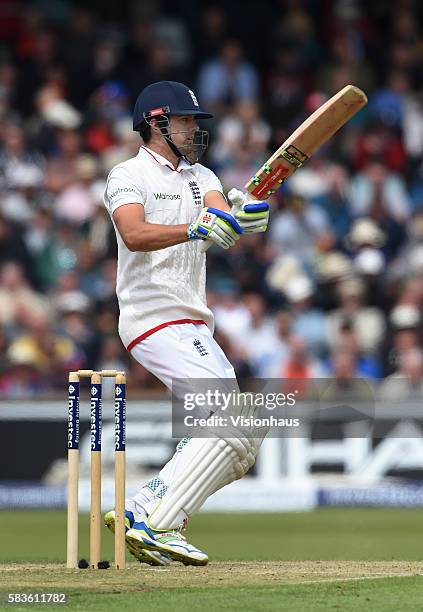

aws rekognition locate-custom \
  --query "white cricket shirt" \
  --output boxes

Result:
[104,146,223,351]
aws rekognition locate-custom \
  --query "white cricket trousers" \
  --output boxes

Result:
[129,323,237,517]
[131,323,236,385]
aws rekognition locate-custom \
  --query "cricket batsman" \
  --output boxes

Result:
[103,81,270,566]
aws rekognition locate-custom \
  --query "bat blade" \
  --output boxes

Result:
[245,85,367,200]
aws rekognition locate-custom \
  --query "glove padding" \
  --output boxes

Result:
[228,188,270,234]
[188,207,243,249]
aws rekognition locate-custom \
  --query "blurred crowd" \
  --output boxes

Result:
[1,0,423,398]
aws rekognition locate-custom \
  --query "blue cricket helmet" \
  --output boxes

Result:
[133,81,213,131]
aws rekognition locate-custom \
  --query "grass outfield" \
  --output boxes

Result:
[0,509,423,610]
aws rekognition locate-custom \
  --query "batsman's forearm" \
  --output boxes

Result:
[124,222,189,252]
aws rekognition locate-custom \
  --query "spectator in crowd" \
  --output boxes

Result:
[197,39,259,115]
[55,154,99,224]
[325,318,382,379]
[290,162,351,247]
[383,304,422,375]
[379,347,423,401]
[7,310,82,385]
[269,190,334,269]
[0,261,50,329]
[209,100,271,170]
[319,347,376,426]
[279,336,324,379]
[349,159,411,222]
[240,293,279,375]
[326,277,385,358]
[211,279,251,347]
[273,335,324,398]
[284,275,327,359]
[100,117,140,172]
[0,355,47,398]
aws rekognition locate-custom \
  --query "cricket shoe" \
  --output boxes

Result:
[125,520,208,566]
[104,510,170,567]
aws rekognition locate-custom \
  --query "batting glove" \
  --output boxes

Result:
[187,207,243,249]
[228,188,270,234]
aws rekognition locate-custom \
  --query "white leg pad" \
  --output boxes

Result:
[211,436,265,493]
[148,394,270,530]
[148,435,252,530]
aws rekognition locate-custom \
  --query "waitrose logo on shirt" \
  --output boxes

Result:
[154,193,181,200]
[110,187,137,199]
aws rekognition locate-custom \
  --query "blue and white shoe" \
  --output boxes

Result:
[125,520,208,566]
[104,510,170,566]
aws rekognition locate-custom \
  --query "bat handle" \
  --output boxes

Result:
[200,239,211,253]
[227,188,246,209]
[200,189,246,253]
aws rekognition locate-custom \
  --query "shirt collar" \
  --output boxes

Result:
[139,146,192,172]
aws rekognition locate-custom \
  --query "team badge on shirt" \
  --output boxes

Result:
[193,338,208,356]
[189,180,202,207]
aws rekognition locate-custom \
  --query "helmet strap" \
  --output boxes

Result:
[144,113,185,161]
[159,124,185,161]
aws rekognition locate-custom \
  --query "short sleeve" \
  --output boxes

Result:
[104,165,146,215]
[194,165,224,196]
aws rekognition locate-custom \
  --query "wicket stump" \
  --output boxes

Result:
[66,369,126,569]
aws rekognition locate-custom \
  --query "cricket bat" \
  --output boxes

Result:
[201,84,367,251]
[244,84,367,200]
